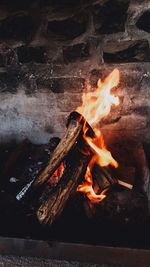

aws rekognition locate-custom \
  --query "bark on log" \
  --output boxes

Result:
[36,148,91,227]
[15,111,93,204]
[32,116,83,190]
[81,165,116,219]
[32,111,94,191]
[15,137,61,202]
[92,164,116,193]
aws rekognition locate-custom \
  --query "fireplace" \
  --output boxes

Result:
[0,0,150,266]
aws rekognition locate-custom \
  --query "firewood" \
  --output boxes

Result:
[33,111,95,227]
[36,147,91,227]
[92,164,116,193]
[32,111,118,226]
[32,111,94,191]
[15,111,92,207]
[15,137,61,202]
[117,166,135,190]
[18,111,118,227]
[78,164,116,219]
[32,113,84,190]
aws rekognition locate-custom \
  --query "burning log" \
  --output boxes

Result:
[14,111,93,226]
[32,112,85,190]
[15,112,93,203]
[34,111,94,227]
[92,164,116,192]
[14,68,122,227]
[26,110,118,227]
[18,69,122,227]
[37,148,91,227]
[76,164,116,219]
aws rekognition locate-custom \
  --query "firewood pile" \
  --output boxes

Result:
[0,68,150,245]
[0,111,150,232]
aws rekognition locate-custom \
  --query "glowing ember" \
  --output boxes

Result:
[76,68,120,202]
[50,162,64,185]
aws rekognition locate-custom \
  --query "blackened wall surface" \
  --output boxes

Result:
[0,0,149,144]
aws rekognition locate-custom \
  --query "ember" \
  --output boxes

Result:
[49,162,64,185]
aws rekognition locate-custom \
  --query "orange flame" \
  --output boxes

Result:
[77,68,119,126]
[77,160,108,203]
[50,162,64,185]
[77,68,120,202]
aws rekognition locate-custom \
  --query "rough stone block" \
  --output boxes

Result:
[36,77,85,93]
[0,15,34,42]
[0,71,18,93]
[63,43,89,63]
[93,0,129,34]
[103,40,150,62]
[17,46,46,63]
[0,0,34,12]
[0,45,16,66]
[136,11,150,33]
[47,16,86,40]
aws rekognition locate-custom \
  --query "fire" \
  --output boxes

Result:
[76,68,120,202]
[50,162,64,185]
[77,68,119,126]
[77,160,108,203]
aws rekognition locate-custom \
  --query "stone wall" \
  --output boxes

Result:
[0,0,150,144]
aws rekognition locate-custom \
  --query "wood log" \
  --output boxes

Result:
[16,111,93,207]
[32,111,118,226]
[79,164,116,219]
[35,111,94,227]
[92,164,116,193]
[32,111,94,191]
[15,137,61,202]
[36,148,91,227]
[32,113,84,190]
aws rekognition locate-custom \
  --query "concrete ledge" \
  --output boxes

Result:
[0,236,150,267]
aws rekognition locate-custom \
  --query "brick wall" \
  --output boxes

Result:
[0,0,150,144]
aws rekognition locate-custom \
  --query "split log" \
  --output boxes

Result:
[32,112,85,190]
[80,164,116,219]
[32,111,94,191]
[32,111,118,226]
[15,111,93,205]
[36,148,91,227]
[34,111,94,227]
[15,137,61,202]
[92,164,116,193]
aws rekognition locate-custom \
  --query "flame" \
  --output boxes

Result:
[77,68,119,125]
[49,162,64,185]
[77,160,108,203]
[76,69,120,202]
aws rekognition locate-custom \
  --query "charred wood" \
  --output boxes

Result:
[15,137,61,202]
[32,113,84,190]
[92,164,116,193]
[36,148,91,227]
[16,111,93,207]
